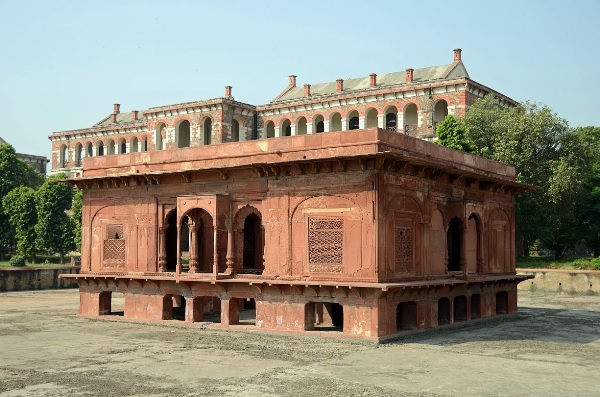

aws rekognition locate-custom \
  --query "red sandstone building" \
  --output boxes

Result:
[57,49,531,340]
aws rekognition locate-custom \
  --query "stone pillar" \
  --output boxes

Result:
[324,120,330,132]
[185,296,204,323]
[158,226,167,272]
[188,223,199,273]
[377,114,384,129]
[274,126,281,138]
[225,220,234,275]
[358,116,365,129]
[307,122,313,134]
[220,298,240,326]
[460,221,467,274]
[397,112,404,133]
[213,219,219,275]
[176,226,182,274]
[341,118,347,131]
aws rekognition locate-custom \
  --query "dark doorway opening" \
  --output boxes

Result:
[396,301,417,331]
[496,291,508,314]
[471,294,481,319]
[447,217,462,272]
[453,296,467,322]
[438,297,450,325]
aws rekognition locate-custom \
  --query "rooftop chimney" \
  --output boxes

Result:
[132,110,139,121]
[289,75,297,87]
[406,68,414,83]
[304,84,311,97]
[111,113,117,123]
[454,48,462,62]
[336,79,344,92]
[369,73,377,88]
[225,85,232,98]
[113,103,120,113]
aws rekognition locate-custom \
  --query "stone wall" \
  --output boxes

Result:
[0,266,80,292]
[517,269,600,295]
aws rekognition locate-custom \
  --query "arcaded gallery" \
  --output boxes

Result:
[56,49,532,340]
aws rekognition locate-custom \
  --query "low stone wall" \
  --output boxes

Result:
[0,266,80,292]
[517,269,600,295]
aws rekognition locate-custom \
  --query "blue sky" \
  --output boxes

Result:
[1,0,599,158]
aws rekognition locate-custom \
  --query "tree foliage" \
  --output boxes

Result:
[35,174,75,263]
[435,115,474,153]
[3,186,38,262]
[0,144,45,259]
[462,95,593,258]
[71,189,83,250]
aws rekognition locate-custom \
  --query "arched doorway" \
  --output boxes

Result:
[265,121,275,138]
[447,217,462,272]
[434,100,449,129]
[155,123,165,150]
[365,108,378,128]
[231,119,240,142]
[404,103,418,135]
[282,119,291,136]
[348,110,359,130]
[203,118,212,145]
[242,213,263,271]
[176,121,190,148]
[165,210,178,272]
[182,208,214,273]
[330,113,342,132]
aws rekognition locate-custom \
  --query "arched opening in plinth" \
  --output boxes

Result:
[162,294,186,321]
[438,297,450,325]
[306,302,344,332]
[496,291,508,315]
[453,295,467,322]
[447,217,462,272]
[471,294,481,319]
[396,301,417,331]
[98,291,124,316]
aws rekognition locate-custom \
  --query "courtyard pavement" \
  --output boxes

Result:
[0,289,599,396]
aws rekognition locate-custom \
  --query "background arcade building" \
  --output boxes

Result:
[57,49,531,340]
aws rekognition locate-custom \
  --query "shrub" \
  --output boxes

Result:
[9,255,26,267]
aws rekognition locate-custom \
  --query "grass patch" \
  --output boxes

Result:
[517,256,600,271]
[0,255,73,267]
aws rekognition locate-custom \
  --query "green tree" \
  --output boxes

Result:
[71,189,83,251]
[3,187,38,263]
[35,174,75,263]
[463,95,588,258]
[574,126,600,257]
[435,115,474,153]
[0,144,46,259]
[0,145,24,259]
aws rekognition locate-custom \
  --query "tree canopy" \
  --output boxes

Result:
[35,174,76,263]
[438,95,598,258]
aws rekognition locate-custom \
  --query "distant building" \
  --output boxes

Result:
[0,137,49,174]
[48,49,517,176]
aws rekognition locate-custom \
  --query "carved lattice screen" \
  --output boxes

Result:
[103,224,125,268]
[395,226,413,273]
[308,218,343,273]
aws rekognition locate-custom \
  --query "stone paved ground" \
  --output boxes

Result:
[0,289,599,397]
